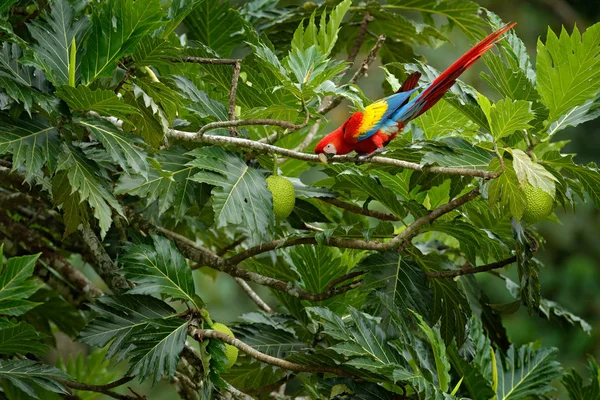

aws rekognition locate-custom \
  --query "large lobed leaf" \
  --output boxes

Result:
[0,251,40,317]
[536,23,600,125]
[0,116,59,182]
[0,360,70,399]
[27,0,90,86]
[121,234,203,308]
[80,0,163,83]
[188,147,274,243]
[495,343,563,399]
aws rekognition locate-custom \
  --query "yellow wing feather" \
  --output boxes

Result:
[355,99,388,138]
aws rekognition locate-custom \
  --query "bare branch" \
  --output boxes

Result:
[229,188,481,264]
[228,60,241,136]
[61,377,137,400]
[319,34,386,115]
[167,131,500,179]
[188,327,352,377]
[235,278,273,313]
[426,256,517,279]
[114,68,133,95]
[318,197,400,221]
[173,56,241,65]
[346,13,373,64]
[196,118,309,137]
[260,106,311,144]
[293,120,320,152]
[78,223,131,291]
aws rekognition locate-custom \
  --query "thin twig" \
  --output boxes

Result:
[174,57,241,65]
[426,256,517,278]
[196,118,309,137]
[293,120,320,152]
[78,223,131,291]
[128,215,361,302]
[235,278,273,313]
[346,13,373,64]
[114,68,133,95]
[318,197,400,221]
[61,377,137,400]
[260,105,310,144]
[188,327,352,377]
[216,237,247,257]
[223,381,255,400]
[319,34,386,115]
[228,61,241,136]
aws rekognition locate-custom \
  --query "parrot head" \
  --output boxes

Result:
[314,121,354,160]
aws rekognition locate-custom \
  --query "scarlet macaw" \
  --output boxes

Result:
[314,23,517,159]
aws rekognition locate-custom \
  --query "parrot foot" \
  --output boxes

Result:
[354,148,385,164]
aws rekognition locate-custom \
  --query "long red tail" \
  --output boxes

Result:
[409,22,516,119]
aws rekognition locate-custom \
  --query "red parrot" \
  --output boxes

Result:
[315,23,517,159]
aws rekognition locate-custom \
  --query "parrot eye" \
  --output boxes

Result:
[324,143,337,154]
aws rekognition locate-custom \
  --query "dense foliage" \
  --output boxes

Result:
[0,0,599,398]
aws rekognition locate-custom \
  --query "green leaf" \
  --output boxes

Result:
[291,0,351,56]
[160,0,204,38]
[384,0,487,39]
[127,317,189,384]
[51,171,87,236]
[56,144,124,237]
[289,245,352,294]
[488,158,526,220]
[188,147,274,243]
[542,152,600,208]
[420,138,495,170]
[23,288,86,338]
[547,94,600,137]
[0,360,70,399]
[495,343,563,399]
[121,235,202,308]
[78,295,176,361]
[56,86,139,123]
[75,117,148,177]
[307,307,405,378]
[132,37,181,69]
[0,116,59,181]
[0,320,49,355]
[484,98,533,140]
[510,148,556,195]
[447,344,494,400]
[185,0,245,57]
[562,357,600,400]
[80,0,163,84]
[418,257,471,346]
[358,253,432,324]
[323,165,406,217]
[57,348,121,397]
[539,299,592,334]
[410,311,450,392]
[536,23,600,124]
[115,147,198,218]
[234,323,304,358]
[0,43,48,114]
[415,99,479,140]
[27,0,90,86]
[0,253,40,316]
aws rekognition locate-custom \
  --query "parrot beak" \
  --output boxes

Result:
[318,153,329,164]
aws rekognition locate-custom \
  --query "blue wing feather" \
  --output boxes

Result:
[356,88,420,141]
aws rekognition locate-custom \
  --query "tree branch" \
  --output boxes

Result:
[229,188,481,264]
[188,327,352,377]
[426,256,517,279]
[61,377,137,400]
[318,197,400,221]
[346,13,373,64]
[228,60,241,136]
[319,33,386,115]
[235,278,273,313]
[167,131,499,179]
[174,57,241,65]
[127,213,361,302]
[78,223,131,291]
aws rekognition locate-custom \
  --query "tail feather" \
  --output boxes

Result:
[400,22,516,121]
